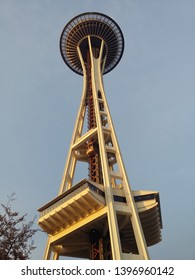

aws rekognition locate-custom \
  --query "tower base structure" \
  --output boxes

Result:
[38,12,162,260]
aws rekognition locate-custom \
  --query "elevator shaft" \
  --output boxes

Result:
[86,51,103,185]
[85,49,108,259]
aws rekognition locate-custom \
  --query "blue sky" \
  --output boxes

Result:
[0,0,195,260]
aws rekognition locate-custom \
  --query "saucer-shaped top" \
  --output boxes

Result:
[60,12,124,75]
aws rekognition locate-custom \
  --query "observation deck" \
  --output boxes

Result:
[60,12,124,75]
[38,179,162,257]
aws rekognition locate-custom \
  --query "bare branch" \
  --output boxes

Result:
[0,194,37,260]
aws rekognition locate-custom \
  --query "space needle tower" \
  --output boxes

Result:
[38,12,162,260]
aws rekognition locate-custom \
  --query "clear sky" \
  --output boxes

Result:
[0,0,195,260]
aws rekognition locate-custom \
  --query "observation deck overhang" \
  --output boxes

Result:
[38,179,162,255]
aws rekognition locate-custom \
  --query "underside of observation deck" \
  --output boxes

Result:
[38,179,162,259]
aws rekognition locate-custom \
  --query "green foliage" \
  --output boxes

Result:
[0,194,37,260]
